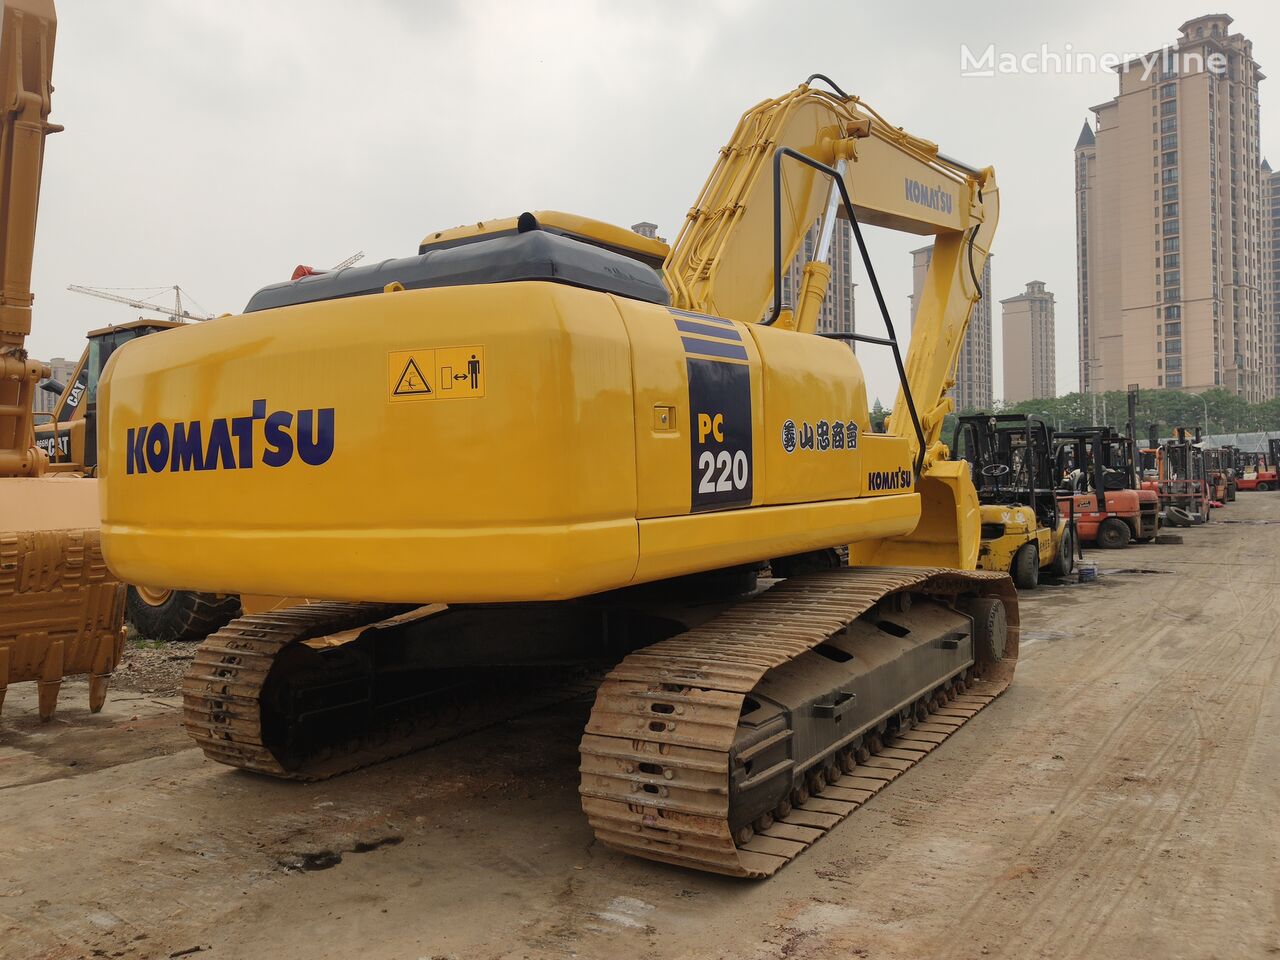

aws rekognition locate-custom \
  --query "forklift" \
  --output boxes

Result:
[1143,427,1211,525]
[1233,444,1278,492]
[951,414,1073,589]
[1054,427,1159,548]
[34,320,244,641]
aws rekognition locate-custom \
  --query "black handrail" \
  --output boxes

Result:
[763,146,927,481]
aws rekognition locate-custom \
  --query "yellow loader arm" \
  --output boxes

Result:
[0,0,125,721]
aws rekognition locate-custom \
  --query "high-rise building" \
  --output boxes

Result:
[779,218,856,344]
[1263,160,1280,397]
[33,356,78,416]
[1075,15,1266,400]
[635,217,856,342]
[910,244,993,411]
[1002,281,1057,402]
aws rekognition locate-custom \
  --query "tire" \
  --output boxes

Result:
[1050,527,1075,578]
[1096,517,1130,549]
[1259,482,1271,492]
[1011,543,1039,590]
[1165,506,1194,527]
[126,587,242,643]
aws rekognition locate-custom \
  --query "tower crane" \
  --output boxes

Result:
[67,284,214,322]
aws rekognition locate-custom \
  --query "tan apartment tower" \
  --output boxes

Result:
[779,218,857,345]
[911,244,993,410]
[1263,160,1280,396]
[1002,281,1057,402]
[1075,15,1266,401]
[633,219,856,343]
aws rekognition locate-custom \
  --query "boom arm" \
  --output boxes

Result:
[664,77,999,473]
[0,0,58,477]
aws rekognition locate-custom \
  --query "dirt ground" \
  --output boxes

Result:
[2,497,1278,960]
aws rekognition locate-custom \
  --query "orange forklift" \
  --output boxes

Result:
[1056,427,1160,548]
[1141,427,1211,525]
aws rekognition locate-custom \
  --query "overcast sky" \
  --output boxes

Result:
[28,0,1280,407]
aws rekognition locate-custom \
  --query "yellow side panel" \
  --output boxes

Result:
[613,300,766,520]
[100,283,641,602]
[747,323,887,505]
[636,494,919,584]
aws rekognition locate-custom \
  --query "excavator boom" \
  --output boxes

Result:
[0,0,125,720]
[665,78,998,470]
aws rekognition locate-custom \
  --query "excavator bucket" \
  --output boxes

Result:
[0,479,125,719]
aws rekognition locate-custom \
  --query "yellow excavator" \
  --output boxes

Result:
[0,0,124,720]
[100,75,1017,877]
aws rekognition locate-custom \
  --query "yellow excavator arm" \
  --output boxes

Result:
[666,76,998,474]
[0,0,59,477]
[0,0,126,722]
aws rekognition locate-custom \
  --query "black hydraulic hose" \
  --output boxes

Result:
[967,224,982,299]
[804,73,851,99]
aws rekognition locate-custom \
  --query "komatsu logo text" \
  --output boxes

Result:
[904,178,954,215]
[125,400,334,474]
[867,467,911,492]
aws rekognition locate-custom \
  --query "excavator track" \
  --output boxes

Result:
[183,602,598,780]
[579,566,1018,877]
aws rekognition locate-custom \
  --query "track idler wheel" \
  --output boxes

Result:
[967,597,1009,664]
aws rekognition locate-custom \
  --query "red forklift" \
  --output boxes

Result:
[1233,444,1278,492]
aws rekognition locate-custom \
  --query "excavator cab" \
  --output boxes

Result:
[30,319,245,642]
[34,319,181,473]
[952,414,1072,588]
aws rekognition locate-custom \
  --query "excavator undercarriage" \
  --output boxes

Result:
[184,565,1016,876]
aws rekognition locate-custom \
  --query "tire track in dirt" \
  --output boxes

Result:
[938,536,1273,956]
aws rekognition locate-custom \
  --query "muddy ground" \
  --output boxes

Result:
[1,497,1278,960]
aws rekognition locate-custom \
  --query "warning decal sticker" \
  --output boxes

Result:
[388,345,485,402]
[392,357,433,397]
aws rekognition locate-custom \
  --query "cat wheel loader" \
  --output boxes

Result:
[100,75,1017,877]
[951,414,1074,588]
[0,0,124,720]
[33,319,243,640]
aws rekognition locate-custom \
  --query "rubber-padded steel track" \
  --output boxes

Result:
[579,567,1019,877]
[183,601,598,781]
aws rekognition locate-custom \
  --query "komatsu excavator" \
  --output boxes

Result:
[0,0,124,720]
[100,76,1016,877]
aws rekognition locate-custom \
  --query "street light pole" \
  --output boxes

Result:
[1196,392,1209,439]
